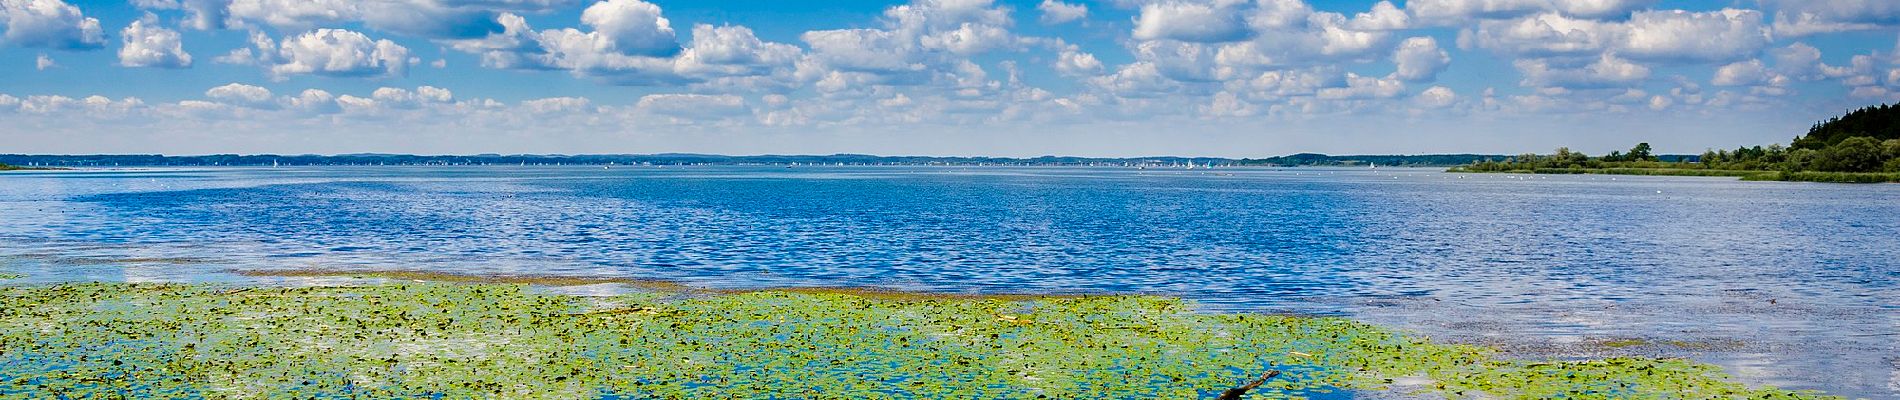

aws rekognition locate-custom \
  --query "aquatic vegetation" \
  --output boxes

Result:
[0,283,1836,399]
[0,274,19,280]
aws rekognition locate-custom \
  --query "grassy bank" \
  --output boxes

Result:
[0,163,62,171]
[0,281,1832,399]
[1447,166,1900,183]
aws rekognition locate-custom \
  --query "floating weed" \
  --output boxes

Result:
[0,283,1838,399]
[0,274,20,280]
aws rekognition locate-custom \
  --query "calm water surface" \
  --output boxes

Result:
[0,166,1895,398]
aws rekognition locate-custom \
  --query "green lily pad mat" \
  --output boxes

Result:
[0,283,1834,399]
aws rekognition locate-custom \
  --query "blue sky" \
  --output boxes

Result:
[2,0,1898,156]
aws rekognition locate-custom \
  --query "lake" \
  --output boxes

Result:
[0,166,1894,398]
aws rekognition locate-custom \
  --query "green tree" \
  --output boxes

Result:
[1815,136,1885,172]
[1628,143,1655,161]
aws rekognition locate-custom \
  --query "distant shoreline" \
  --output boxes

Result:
[0,153,1539,169]
[0,163,65,171]
[1447,166,1900,183]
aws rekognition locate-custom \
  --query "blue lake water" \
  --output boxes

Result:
[1,166,1896,398]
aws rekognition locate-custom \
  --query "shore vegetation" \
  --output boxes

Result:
[1452,104,1900,183]
[0,281,1834,399]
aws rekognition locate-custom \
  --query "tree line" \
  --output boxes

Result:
[1461,103,1900,174]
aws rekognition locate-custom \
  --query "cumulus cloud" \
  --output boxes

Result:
[205,82,274,107]
[1760,0,1900,37]
[119,18,192,68]
[1408,0,1655,24]
[1117,1,1398,90]
[803,29,918,73]
[1390,36,1449,82]
[181,0,572,39]
[579,0,679,57]
[1316,73,1403,99]
[1132,2,1249,43]
[1037,0,1086,25]
[0,0,105,49]
[1053,45,1104,76]
[1468,9,1769,62]
[1348,1,1407,31]
[1619,9,1769,63]
[370,86,454,108]
[10,0,1876,153]
[1415,86,1457,108]
[795,0,1019,93]
[232,29,412,79]
[522,96,592,113]
[1514,54,1649,88]
[33,52,51,69]
[1464,12,1619,57]
[450,2,804,86]
[1711,60,1778,87]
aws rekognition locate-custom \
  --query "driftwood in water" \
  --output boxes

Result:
[1216,370,1282,400]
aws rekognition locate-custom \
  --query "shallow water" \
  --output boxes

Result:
[0,166,1895,398]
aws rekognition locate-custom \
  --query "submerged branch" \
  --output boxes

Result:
[1216,370,1282,400]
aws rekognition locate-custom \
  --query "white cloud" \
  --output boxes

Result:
[1466,12,1619,57]
[209,0,573,39]
[33,52,51,69]
[522,96,592,113]
[370,86,454,108]
[1465,8,1771,91]
[452,4,803,87]
[0,0,104,49]
[1766,42,1848,81]
[682,24,797,67]
[1390,36,1449,82]
[1037,0,1086,25]
[1115,0,1399,88]
[1515,54,1649,88]
[1089,62,1182,97]
[241,29,412,79]
[803,29,920,73]
[1468,9,1767,62]
[1760,0,1900,37]
[796,0,1019,93]
[1053,45,1104,76]
[205,82,273,107]
[920,22,1013,55]
[1619,9,1769,63]
[1202,91,1256,117]
[286,88,339,113]
[1711,59,1782,87]
[1132,2,1249,43]
[1415,85,1457,108]
[1348,1,1407,30]
[1408,0,1654,24]
[1316,73,1403,99]
[119,18,192,68]
[579,0,679,57]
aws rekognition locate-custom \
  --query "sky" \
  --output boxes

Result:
[1,0,1898,157]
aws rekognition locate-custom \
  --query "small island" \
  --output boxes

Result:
[0,162,62,171]
[1451,104,1900,183]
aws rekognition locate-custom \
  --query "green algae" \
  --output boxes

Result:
[0,274,19,280]
[0,283,1837,399]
